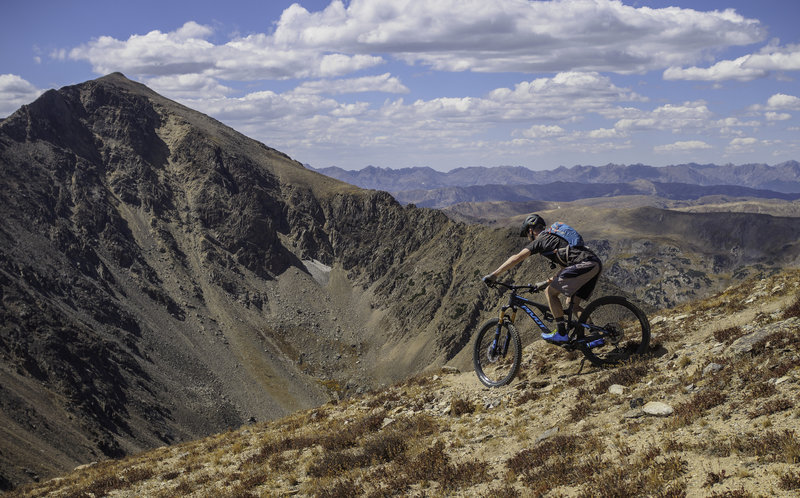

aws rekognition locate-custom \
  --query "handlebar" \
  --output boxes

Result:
[484,279,548,293]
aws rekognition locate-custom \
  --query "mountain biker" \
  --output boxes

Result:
[482,214,602,343]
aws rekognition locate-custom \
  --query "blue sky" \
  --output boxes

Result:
[2,0,799,171]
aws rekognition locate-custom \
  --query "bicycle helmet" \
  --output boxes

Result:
[520,213,546,236]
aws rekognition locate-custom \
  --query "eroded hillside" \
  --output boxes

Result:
[0,73,466,489]
[10,269,800,497]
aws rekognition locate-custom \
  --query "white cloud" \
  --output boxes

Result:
[186,90,341,123]
[587,128,621,139]
[663,57,767,82]
[517,124,566,139]
[0,74,44,116]
[765,111,791,121]
[664,43,800,82]
[68,21,385,82]
[293,73,409,95]
[654,140,712,153]
[66,1,764,86]
[274,0,764,74]
[143,74,234,99]
[766,93,800,110]
[726,137,763,153]
[177,71,643,161]
[487,72,646,122]
[613,101,714,134]
[69,22,218,76]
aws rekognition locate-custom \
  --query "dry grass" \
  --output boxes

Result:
[9,269,800,497]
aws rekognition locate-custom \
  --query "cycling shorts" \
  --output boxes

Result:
[551,258,601,299]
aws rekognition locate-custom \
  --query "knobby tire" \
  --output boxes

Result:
[577,295,650,367]
[473,318,521,387]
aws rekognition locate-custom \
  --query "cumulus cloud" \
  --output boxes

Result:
[587,128,621,139]
[654,140,712,153]
[765,112,791,121]
[612,101,715,135]
[293,73,409,95]
[0,74,44,116]
[191,71,639,125]
[747,93,800,120]
[68,21,385,82]
[178,71,643,160]
[273,0,764,74]
[143,74,234,99]
[766,93,800,110]
[516,124,566,138]
[69,21,218,76]
[664,43,800,82]
[725,136,768,154]
[67,0,764,85]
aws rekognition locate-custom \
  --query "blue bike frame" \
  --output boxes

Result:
[492,285,607,352]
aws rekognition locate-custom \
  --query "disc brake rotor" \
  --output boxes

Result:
[486,343,499,363]
[604,323,624,345]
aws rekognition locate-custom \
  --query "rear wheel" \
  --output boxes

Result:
[576,296,650,367]
[473,318,521,387]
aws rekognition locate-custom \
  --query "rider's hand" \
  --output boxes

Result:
[482,274,497,287]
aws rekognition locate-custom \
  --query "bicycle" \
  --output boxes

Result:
[473,280,650,387]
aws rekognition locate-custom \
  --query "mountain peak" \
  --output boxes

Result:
[0,73,455,488]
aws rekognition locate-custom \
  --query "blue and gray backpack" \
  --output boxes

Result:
[543,222,585,265]
[546,221,584,248]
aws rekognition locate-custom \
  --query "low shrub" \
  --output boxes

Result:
[782,295,800,319]
[317,479,363,498]
[595,359,650,394]
[667,387,727,429]
[748,397,794,419]
[729,430,800,463]
[713,326,745,344]
[779,470,800,491]
[450,397,475,416]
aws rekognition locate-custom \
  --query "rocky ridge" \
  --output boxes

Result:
[0,73,461,488]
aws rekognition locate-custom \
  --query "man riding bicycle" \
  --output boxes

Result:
[483,214,602,343]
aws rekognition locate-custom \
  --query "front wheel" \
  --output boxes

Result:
[576,296,650,367]
[473,318,521,387]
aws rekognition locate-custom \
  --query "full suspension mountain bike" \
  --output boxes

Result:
[474,281,650,387]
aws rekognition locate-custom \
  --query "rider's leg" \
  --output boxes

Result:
[546,285,564,320]
[544,285,569,340]
[570,296,584,318]
[552,260,599,319]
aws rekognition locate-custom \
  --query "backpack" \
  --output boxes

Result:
[543,222,585,267]
[546,221,584,248]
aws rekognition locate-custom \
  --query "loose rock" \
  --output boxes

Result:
[608,384,625,395]
[643,402,674,417]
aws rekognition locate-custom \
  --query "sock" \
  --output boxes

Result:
[555,317,567,335]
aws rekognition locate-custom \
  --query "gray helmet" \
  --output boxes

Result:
[520,214,545,236]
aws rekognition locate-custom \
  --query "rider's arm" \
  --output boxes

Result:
[489,248,532,278]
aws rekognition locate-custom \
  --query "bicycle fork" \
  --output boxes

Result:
[490,306,517,358]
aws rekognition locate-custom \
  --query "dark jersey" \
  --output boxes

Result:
[525,232,600,267]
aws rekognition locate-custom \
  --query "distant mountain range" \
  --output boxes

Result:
[310,162,800,208]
